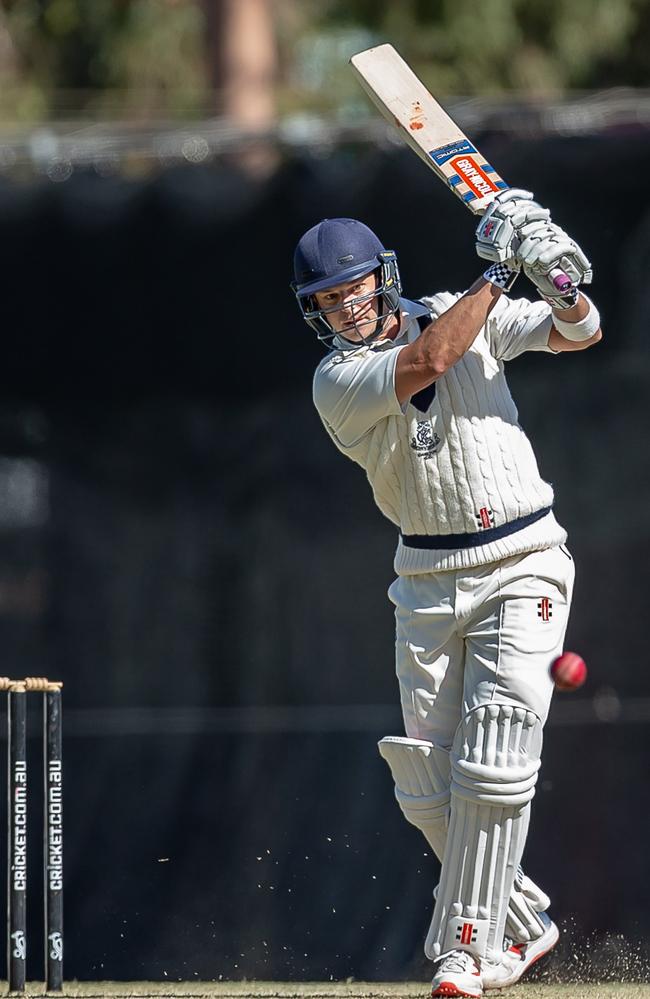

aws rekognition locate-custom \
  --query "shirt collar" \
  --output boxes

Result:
[331,298,430,353]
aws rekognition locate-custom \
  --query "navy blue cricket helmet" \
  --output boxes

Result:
[291,218,402,348]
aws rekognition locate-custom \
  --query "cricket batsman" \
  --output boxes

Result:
[291,192,601,998]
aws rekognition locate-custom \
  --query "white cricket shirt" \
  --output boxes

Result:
[313,293,567,572]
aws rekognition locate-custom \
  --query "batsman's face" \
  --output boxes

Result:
[314,272,381,341]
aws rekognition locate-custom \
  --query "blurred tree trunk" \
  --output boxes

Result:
[0,5,19,82]
[204,0,277,129]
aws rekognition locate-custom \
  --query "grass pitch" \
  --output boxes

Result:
[12,983,650,999]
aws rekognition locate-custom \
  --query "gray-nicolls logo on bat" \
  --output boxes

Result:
[49,931,63,961]
[11,930,26,960]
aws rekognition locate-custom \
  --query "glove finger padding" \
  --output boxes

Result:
[515,221,591,273]
[535,242,592,276]
[490,187,535,206]
[514,220,592,306]
[524,247,592,288]
[519,233,577,267]
[487,197,550,226]
[504,204,550,228]
[475,190,550,265]
[524,260,592,303]
[515,217,559,242]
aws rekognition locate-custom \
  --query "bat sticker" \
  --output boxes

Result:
[449,156,507,200]
[429,138,477,166]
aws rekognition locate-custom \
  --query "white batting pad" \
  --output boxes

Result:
[424,704,543,963]
[378,736,451,859]
[378,733,550,947]
[505,867,551,943]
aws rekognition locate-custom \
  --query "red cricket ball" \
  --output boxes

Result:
[550,651,587,692]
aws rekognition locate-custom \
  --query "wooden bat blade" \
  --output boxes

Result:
[350,44,509,215]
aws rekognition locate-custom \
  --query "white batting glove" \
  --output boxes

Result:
[515,219,593,309]
[475,188,551,265]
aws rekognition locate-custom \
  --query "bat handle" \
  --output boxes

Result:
[549,268,573,293]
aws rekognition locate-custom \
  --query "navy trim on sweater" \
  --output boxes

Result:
[400,506,552,551]
[410,310,436,413]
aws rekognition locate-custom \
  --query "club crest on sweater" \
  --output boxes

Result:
[410,421,441,459]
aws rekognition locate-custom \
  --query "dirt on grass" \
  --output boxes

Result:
[15,982,650,999]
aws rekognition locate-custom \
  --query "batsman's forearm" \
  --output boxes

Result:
[414,278,500,374]
[394,277,501,403]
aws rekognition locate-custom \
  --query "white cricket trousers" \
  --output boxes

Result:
[388,545,575,747]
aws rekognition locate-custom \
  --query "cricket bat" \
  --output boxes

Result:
[350,44,571,290]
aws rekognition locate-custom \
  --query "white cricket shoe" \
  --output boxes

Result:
[431,950,483,998]
[481,913,559,990]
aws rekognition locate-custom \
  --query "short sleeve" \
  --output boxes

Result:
[313,345,406,447]
[486,295,554,361]
[420,291,463,319]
